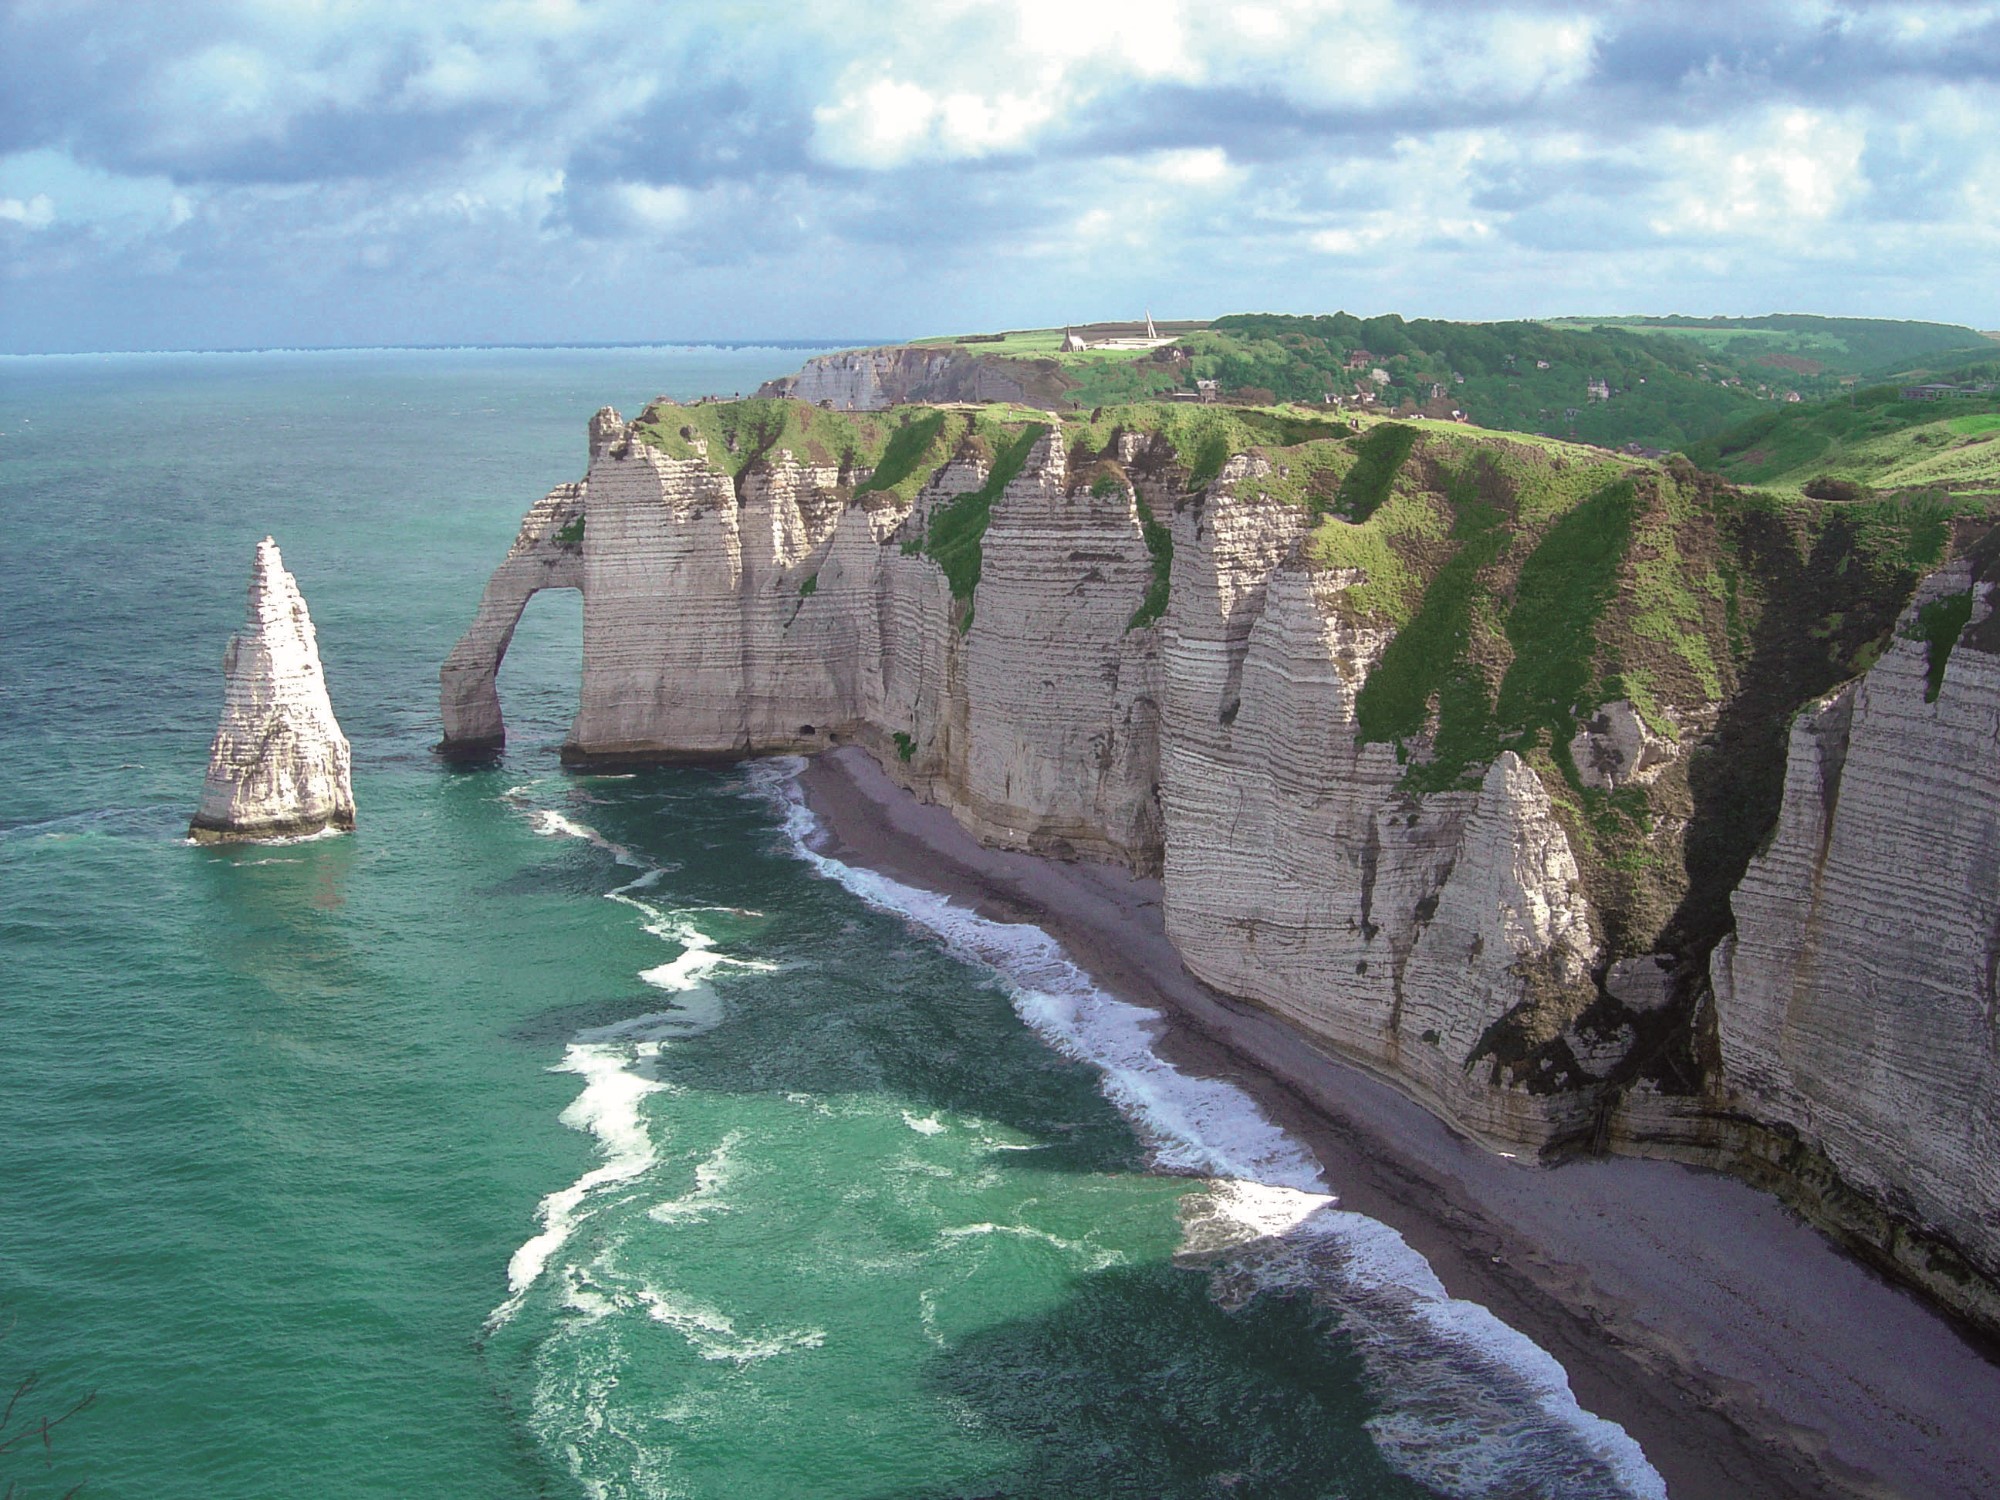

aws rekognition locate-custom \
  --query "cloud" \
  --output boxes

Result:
[0,193,54,229]
[1,0,1997,351]
[1650,109,1868,239]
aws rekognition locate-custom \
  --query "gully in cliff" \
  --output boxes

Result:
[189,536,356,843]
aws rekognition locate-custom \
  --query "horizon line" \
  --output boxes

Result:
[0,338,889,360]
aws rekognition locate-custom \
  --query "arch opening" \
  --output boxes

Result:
[496,587,583,756]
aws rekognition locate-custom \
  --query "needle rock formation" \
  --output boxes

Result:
[191,537,355,843]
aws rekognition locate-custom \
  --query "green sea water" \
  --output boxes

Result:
[0,350,1663,1499]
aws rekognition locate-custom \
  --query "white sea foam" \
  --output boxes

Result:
[633,1282,826,1365]
[745,759,1321,1190]
[648,1131,745,1224]
[749,757,1668,1500]
[181,822,345,849]
[494,1040,670,1326]
[937,1221,1127,1272]
[490,796,765,1332]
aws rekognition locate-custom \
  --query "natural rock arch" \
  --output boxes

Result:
[438,481,586,757]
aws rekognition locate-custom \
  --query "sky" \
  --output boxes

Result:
[2,0,1998,353]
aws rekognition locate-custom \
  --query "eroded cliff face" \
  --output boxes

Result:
[193,537,355,842]
[526,413,1163,865]
[446,401,1645,1149]
[1156,478,1607,1146]
[758,347,1062,411]
[443,397,2000,1332]
[1713,560,2000,1316]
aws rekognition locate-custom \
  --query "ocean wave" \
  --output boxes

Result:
[490,795,767,1331]
[492,1039,671,1328]
[648,1131,745,1225]
[936,1220,1128,1274]
[633,1281,826,1366]
[748,756,1666,1500]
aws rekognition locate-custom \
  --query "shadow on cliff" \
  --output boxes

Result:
[1665,506,1921,968]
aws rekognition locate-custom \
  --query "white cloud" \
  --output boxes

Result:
[399,42,547,109]
[618,181,693,231]
[7,1,2000,348]
[0,150,189,233]
[1650,109,1867,238]
[0,194,56,229]
[1149,147,1234,185]
[814,76,942,168]
[812,69,1063,168]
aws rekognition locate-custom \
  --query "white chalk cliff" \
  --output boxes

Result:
[757,346,1053,411]
[1712,560,2000,1318]
[443,400,2000,1334]
[191,537,355,843]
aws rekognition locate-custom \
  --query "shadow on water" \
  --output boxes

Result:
[471,762,1653,1498]
[892,1261,1431,1500]
[489,761,1157,1176]
[185,830,363,984]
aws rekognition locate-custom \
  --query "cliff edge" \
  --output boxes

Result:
[442,395,1999,1334]
[191,537,355,843]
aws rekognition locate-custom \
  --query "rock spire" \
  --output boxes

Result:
[190,537,355,843]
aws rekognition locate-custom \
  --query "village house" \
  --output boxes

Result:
[1902,382,1997,400]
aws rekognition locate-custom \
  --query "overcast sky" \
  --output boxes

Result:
[3,0,1997,352]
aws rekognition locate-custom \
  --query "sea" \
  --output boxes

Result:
[0,348,1666,1500]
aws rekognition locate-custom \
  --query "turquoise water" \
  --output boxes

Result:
[0,350,1661,1499]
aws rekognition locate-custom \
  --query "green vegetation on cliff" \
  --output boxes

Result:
[1324,424,1419,523]
[619,390,1996,1056]
[1351,470,1506,774]
[634,396,923,483]
[865,311,1996,458]
[1059,402,1350,490]
[919,422,1049,616]
[1912,590,1975,702]
[1130,496,1173,630]
[855,410,951,500]
[1338,444,1654,796]
[1495,480,1640,758]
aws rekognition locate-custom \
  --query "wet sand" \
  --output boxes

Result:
[800,746,2000,1500]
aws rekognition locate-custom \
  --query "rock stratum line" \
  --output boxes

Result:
[442,395,2000,1336]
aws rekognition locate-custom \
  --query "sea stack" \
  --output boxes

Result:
[189,537,356,843]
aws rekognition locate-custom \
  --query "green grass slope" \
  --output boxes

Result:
[1687,383,2000,498]
[1051,401,1985,1090]
[1547,314,1994,386]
